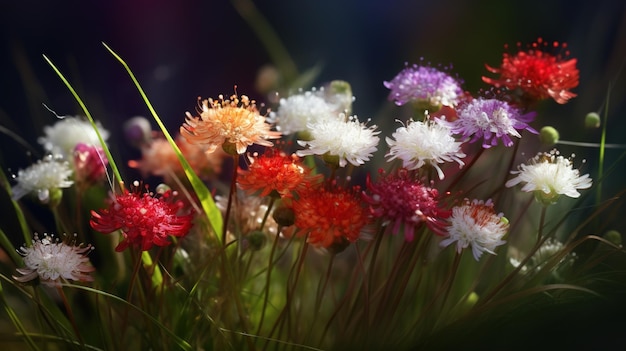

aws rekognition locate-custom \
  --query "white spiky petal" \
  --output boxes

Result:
[11,156,74,202]
[440,199,508,261]
[38,116,109,159]
[386,118,465,179]
[297,115,380,167]
[14,233,94,287]
[506,149,592,203]
[268,89,341,135]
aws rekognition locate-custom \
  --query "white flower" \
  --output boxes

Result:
[505,149,592,204]
[440,199,508,261]
[297,115,380,167]
[509,238,576,275]
[385,118,465,179]
[14,233,95,287]
[38,116,109,159]
[11,156,74,203]
[268,89,343,135]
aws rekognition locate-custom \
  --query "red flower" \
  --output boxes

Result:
[237,149,321,198]
[482,38,579,104]
[291,185,369,248]
[90,183,194,251]
[362,169,450,241]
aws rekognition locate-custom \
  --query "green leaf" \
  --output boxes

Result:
[102,42,224,243]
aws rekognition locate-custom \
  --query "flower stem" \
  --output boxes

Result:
[56,286,84,347]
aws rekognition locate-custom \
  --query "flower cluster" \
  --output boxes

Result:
[3,34,616,351]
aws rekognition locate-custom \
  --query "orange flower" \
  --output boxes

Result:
[237,149,321,198]
[291,185,368,249]
[482,38,579,104]
[128,133,226,181]
[180,94,281,155]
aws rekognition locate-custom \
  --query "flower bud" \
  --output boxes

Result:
[124,116,152,148]
[539,126,559,146]
[245,230,267,251]
[585,112,601,129]
[272,205,295,227]
[603,230,622,246]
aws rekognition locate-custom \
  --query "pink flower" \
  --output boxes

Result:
[363,169,450,241]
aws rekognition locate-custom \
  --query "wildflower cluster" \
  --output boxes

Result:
[1,35,620,351]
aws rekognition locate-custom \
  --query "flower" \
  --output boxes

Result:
[180,94,281,155]
[448,97,537,148]
[11,155,74,203]
[90,182,194,251]
[505,149,592,204]
[291,185,369,249]
[385,118,465,180]
[14,233,94,287]
[297,115,380,168]
[73,143,108,186]
[439,199,508,261]
[38,116,109,160]
[509,238,576,278]
[237,149,321,198]
[482,38,579,104]
[128,133,226,181]
[216,192,281,238]
[268,87,345,135]
[363,169,450,241]
[384,63,463,109]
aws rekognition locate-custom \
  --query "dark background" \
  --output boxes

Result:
[1,1,625,347]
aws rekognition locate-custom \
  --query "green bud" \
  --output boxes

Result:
[222,141,239,156]
[585,112,601,128]
[603,230,622,246]
[47,188,63,208]
[539,126,559,146]
[272,205,296,227]
[327,80,354,114]
[245,231,267,251]
[534,190,559,205]
[156,183,171,194]
[327,237,351,255]
[322,153,340,169]
[464,291,479,309]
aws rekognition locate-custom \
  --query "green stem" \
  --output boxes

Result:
[42,55,124,192]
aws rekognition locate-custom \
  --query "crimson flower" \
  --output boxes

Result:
[363,169,450,241]
[237,149,321,198]
[482,38,579,104]
[291,185,369,249]
[90,182,194,251]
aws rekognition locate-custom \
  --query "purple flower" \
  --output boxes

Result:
[448,98,537,148]
[384,63,463,108]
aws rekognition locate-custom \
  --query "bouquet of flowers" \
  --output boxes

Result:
[0,4,624,351]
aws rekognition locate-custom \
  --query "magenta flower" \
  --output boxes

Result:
[362,169,450,241]
[447,98,537,148]
[73,143,108,186]
[384,63,463,109]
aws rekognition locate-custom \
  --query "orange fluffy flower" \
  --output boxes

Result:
[291,185,369,248]
[181,94,281,155]
[482,38,579,104]
[237,149,321,198]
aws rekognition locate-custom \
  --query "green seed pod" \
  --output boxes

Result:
[539,126,559,146]
[585,112,601,128]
